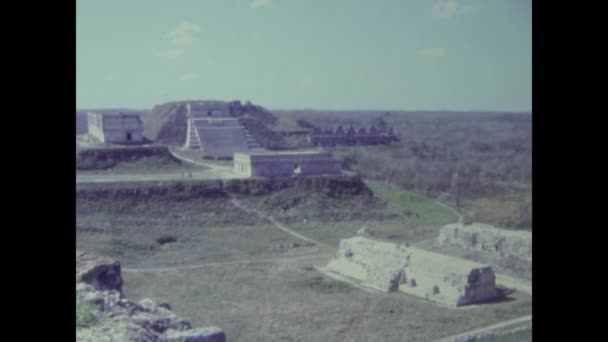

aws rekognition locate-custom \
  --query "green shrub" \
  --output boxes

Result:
[76,298,98,328]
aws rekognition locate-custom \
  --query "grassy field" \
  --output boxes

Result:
[288,180,460,245]
[366,181,458,223]
[123,259,531,342]
[76,177,531,341]
[460,182,531,230]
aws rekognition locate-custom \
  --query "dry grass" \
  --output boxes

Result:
[77,178,531,341]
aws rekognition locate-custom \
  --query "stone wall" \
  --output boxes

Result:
[87,112,144,145]
[436,223,532,261]
[323,236,501,307]
[234,151,342,178]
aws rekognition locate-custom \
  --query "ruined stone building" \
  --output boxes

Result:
[436,223,532,261]
[322,236,501,307]
[308,125,398,147]
[184,102,260,159]
[233,151,342,178]
[87,112,144,145]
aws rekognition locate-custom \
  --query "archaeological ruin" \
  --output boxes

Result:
[321,236,502,307]
[87,112,144,145]
[308,125,399,147]
[233,150,342,178]
[184,102,260,159]
[436,223,532,261]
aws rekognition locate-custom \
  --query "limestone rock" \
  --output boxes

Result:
[76,251,225,342]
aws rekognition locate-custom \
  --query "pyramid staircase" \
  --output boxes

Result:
[238,118,262,149]
[185,118,203,149]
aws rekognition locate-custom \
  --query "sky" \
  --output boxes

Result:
[77,0,531,112]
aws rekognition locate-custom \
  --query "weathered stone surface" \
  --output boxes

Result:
[76,251,225,342]
[233,150,342,178]
[87,112,144,145]
[436,223,532,261]
[323,236,501,306]
[76,250,123,293]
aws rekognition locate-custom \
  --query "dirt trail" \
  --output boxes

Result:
[432,198,463,223]
[122,253,320,273]
[434,314,532,342]
[229,197,329,248]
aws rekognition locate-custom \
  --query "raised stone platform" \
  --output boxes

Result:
[322,236,502,307]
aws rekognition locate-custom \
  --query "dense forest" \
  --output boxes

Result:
[274,110,532,229]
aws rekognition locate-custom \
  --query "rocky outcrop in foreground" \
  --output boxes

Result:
[76,250,226,342]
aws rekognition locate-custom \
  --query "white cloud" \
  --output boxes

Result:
[180,73,197,81]
[250,0,272,9]
[159,21,201,59]
[418,48,446,58]
[168,21,201,46]
[432,0,478,20]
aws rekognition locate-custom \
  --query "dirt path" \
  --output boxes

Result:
[76,169,237,183]
[434,314,532,342]
[229,197,329,248]
[432,198,463,223]
[122,253,320,273]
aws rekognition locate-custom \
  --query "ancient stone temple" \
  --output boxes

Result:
[87,112,144,145]
[183,102,259,159]
[233,150,342,178]
[321,236,501,307]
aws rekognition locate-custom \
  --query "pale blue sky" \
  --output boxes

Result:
[76,0,531,111]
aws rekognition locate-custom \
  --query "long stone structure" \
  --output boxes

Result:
[321,236,501,307]
[233,151,342,178]
[436,223,532,261]
[308,125,398,147]
[87,112,144,145]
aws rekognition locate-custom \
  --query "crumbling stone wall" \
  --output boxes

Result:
[436,223,532,261]
[308,125,398,147]
[323,236,501,306]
